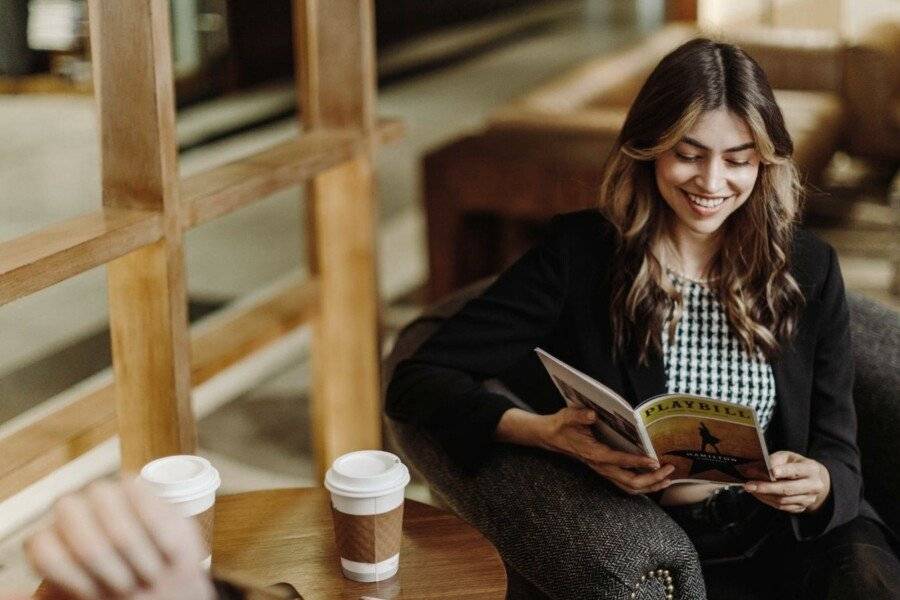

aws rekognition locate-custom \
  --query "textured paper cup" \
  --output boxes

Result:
[324,450,410,582]
[139,455,221,569]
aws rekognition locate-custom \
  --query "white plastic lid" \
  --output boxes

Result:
[139,455,221,503]
[324,450,410,498]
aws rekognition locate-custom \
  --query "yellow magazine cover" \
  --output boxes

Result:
[640,395,772,483]
[536,348,774,484]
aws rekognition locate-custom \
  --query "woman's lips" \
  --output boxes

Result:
[681,189,730,216]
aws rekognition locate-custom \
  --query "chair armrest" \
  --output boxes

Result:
[849,293,900,535]
[385,417,706,599]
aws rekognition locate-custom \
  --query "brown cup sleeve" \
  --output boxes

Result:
[331,503,403,564]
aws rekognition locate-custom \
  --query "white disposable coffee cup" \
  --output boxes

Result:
[324,450,410,582]
[139,455,221,569]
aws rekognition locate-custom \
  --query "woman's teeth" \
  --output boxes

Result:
[685,192,727,208]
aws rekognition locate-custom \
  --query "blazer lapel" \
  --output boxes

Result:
[623,353,668,408]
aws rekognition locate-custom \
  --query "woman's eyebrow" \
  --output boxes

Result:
[681,136,755,153]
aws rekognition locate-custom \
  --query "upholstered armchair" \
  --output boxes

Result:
[383,279,900,599]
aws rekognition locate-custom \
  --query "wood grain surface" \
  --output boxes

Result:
[181,129,362,228]
[0,208,162,307]
[89,0,197,471]
[294,0,383,479]
[213,488,507,600]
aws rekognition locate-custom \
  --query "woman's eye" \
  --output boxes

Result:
[675,153,701,162]
[727,160,750,167]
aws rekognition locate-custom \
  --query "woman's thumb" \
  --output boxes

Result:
[572,408,596,424]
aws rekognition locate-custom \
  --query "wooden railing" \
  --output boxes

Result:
[0,0,401,509]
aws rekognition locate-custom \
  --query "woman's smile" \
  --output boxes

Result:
[680,188,732,215]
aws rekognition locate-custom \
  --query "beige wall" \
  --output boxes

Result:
[772,0,841,30]
[698,0,770,30]
[699,0,900,37]
[842,0,900,40]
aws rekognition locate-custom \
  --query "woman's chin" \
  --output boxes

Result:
[672,212,726,237]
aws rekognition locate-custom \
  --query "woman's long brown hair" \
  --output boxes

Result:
[599,37,805,365]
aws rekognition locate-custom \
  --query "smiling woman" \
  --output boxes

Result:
[599,37,804,367]
[386,36,900,599]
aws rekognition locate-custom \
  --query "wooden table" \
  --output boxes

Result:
[213,488,507,600]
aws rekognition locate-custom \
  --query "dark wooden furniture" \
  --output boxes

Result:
[424,130,608,301]
[212,487,508,600]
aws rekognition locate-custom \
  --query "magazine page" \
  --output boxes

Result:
[535,348,653,457]
[638,394,773,484]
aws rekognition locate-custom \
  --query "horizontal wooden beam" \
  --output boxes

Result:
[0,276,320,502]
[0,208,162,307]
[0,119,404,308]
[182,119,404,228]
[181,129,362,228]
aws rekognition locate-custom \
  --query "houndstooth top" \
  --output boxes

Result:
[661,270,777,430]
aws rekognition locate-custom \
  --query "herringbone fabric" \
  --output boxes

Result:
[386,418,706,599]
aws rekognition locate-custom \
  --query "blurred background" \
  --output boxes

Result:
[0,0,897,590]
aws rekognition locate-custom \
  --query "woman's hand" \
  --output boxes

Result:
[24,479,216,600]
[500,406,674,495]
[743,450,831,514]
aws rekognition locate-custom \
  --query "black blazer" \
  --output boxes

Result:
[386,210,876,541]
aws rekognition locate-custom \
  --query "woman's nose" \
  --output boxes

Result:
[695,158,725,194]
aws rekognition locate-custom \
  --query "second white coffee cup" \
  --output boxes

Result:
[324,450,410,582]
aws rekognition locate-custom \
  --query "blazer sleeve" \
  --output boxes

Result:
[792,244,863,540]
[385,215,573,469]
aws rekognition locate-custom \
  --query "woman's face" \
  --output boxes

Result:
[654,108,761,239]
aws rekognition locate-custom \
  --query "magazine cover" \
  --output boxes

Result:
[640,395,772,483]
[536,348,774,484]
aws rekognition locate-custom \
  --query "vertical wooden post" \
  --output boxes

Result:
[293,0,382,479]
[89,0,196,471]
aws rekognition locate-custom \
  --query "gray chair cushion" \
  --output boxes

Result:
[849,293,900,536]
[385,418,705,599]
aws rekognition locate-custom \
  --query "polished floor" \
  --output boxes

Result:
[1,4,898,593]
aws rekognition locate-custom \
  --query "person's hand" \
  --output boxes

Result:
[539,407,675,495]
[743,450,831,514]
[24,479,216,600]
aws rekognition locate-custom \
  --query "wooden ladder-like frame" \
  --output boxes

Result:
[0,0,403,514]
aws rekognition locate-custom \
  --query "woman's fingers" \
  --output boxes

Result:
[605,448,659,469]
[25,528,102,600]
[568,408,596,425]
[745,478,817,497]
[777,494,818,507]
[563,424,657,469]
[594,463,674,494]
[52,494,137,596]
[86,480,166,585]
[583,444,658,470]
[771,460,817,480]
[744,453,830,514]
[753,492,818,507]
